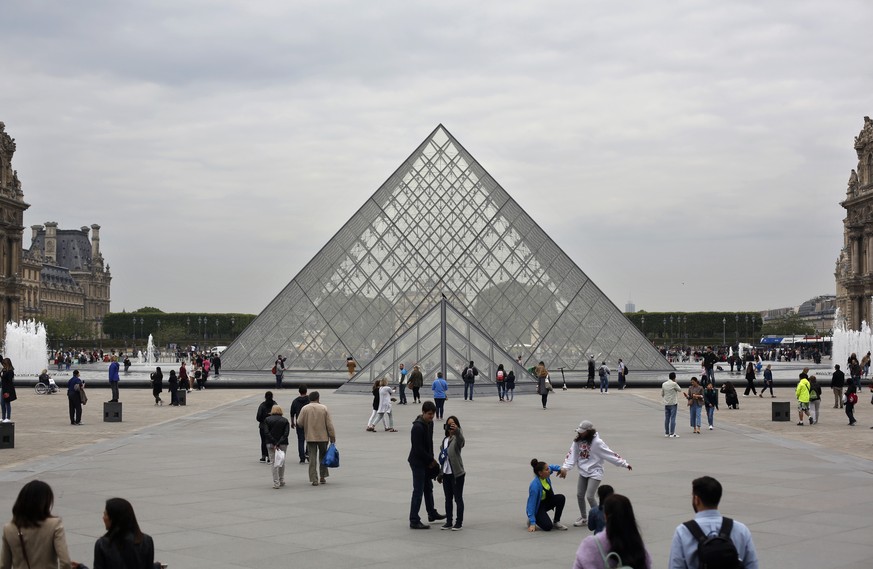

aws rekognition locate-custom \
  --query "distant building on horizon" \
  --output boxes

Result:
[836,116,873,329]
[760,295,836,334]
[625,300,635,313]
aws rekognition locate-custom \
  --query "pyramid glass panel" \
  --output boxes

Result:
[224,125,671,373]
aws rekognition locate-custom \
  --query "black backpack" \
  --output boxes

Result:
[683,518,743,569]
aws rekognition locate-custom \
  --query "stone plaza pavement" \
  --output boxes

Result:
[1,384,872,569]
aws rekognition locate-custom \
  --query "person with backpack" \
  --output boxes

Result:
[668,476,759,569]
[617,359,627,390]
[256,391,277,463]
[598,362,610,393]
[845,382,858,426]
[461,361,478,401]
[505,370,516,402]
[495,364,507,402]
[573,494,652,569]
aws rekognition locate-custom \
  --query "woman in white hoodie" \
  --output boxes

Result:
[560,420,632,527]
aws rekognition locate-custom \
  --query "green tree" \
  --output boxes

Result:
[760,314,816,336]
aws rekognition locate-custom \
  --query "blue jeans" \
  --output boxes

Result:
[497,382,506,400]
[706,405,715,427]
[464,382,474,400]
[1,399,10,421]
[690,404,702,428]
[600,376,608,392]
[435,398,445,419]
[409,464,437,524]
[295,425,306,461]
[664,404,677,435]
[399,384,407,404]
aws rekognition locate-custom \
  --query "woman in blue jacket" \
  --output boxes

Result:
[431,372,448,419]
[526,458,568,532]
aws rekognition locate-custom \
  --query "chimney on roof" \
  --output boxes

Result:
[31,224,42,244]
[91,224,101,260]
[44,221,57,264]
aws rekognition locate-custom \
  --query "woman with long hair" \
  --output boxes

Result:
[365,379,381,432]
[560,421,632,528]
[1,480,76,569]
[525,458,568,532]
[0,358,16,423]
[743,362,757,396]
[372,378,397,432]
[685,377,704,434]
[496,364,506,402]
[409,364,423,404]
[93,497,155,569]
[150,367,163,406]
[572,494,652,569]
[438,416,465,530]
[168,370,179,406]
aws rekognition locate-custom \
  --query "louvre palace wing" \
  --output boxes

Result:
[221,125,671,374]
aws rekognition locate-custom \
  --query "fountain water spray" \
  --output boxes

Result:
[146,334,156,364]
[831,308,873,366]
[3,320,48,376]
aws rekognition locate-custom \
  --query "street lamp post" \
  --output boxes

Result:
[198,317,203,342]
[96,317,103,350]
[744,315,749,343]
[132,317,136,342]
[683,316,687,346]
[203,317,208,341]
[139,317,144,340]
[670,315,674,344]
[663,318,667,342]
[641,315,645,338]
[722,318,726,345]
[215,319,219,341]
[735,314,739,342]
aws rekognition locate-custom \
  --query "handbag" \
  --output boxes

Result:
[80,386,88,405]
[322,443,339,468]
[273,447,286,468]
[594,534,631,569]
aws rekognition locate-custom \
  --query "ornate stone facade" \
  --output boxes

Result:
[836,116,873,329]
[0,122,30,339]
[0,121,111,339]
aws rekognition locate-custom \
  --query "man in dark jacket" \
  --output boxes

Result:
[408,401,445,529]
[831,364,846,409]
[289,385,311,463]
[257,391,277,463]
[461,361,478,401]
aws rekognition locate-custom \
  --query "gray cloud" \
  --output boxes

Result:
[1,0,871,315]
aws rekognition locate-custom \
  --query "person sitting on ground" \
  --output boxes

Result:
[720,381,739,409]
[573,494,652,569]
[587,484,614,534]
[526,458,568,532]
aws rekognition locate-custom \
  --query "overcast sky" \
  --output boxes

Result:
[2,0,871,317]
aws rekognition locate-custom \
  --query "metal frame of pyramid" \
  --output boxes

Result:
[222,125,672,374]
[337,297,537,391]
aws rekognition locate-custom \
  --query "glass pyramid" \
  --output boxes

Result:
[344,297,537,387]
[222,125,671,373]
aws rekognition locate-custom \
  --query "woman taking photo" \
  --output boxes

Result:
[93,498,155,569]
[526,459,568,531]
[1,480,76,569]
[560,421,632,527]
[572,494,652,569]
[438,416,465,530]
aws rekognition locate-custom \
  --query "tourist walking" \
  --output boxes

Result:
[67,370,84,425]
[108,356,120,402]
[93,497,156,569]
[572,494,652,569]
[505,369,516,402]
[560,420,632,528]
[297,391,336,486]
[526,458,568,532]
[535,361,550,409]
[261,405,290,489]
[409,364,423,404]
[438,415,465,530]
[257,391,277,462]
[808,375,822,424]
[346,355,357,378]
[365,379,380,431]
[432,372,448,419]
[273,355,286,389]
[668,476,759,569]
[0,358,15,423]
[289,385,310,463]
[1,480,78,569]
[832,364,845,408]
[179,361,190,392]
[661,372,681,437]
[150,367,163,406]
[685,377,704,434]
[743,362,757,396]
[168,370,179,406]
[496,364,507,401]
[796,373,812,426]
[398,363,408,405]
[845,383,858,425]
[703,381,719,430]
[759,364,774,397]
[849,354,861,390]
[462,361,478,401]
[373,378,397,432]
[598,361,610,393]
[617,358,626,390]
[587,356,596,389]
[408,401,445,529]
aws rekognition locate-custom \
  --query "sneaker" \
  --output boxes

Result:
[553,522,568,531]
[272,484,280,489]
[809,417,814,425]
[259,457,267,463]
[440,523,453,530]
[797,422,804,426]
[670,434,679,438]
[573,517,587,527]
[428,513,447,522]
[452,524,463,531]
[709,426,713,430]
[664,434,670,437]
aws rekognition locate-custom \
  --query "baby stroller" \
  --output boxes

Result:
[34,371,59,395]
